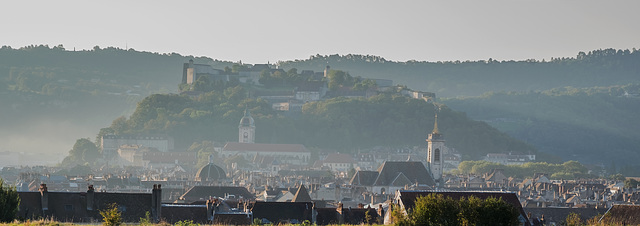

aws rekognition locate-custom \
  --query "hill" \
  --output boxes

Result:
[1,45,638,167]
[0,45,232,159]
[278,49,640,97]
[442,84,640,169]
[96,90,536,161]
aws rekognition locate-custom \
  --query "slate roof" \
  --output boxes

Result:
[373,161,435,186]
[349,171,379,186]
[251,202,313,224]
[180,186,254,201]
[223,142,309,153]
[600,204,640,225]
[161,204,209,224]
[292,185,312,202]
[524,207,606,225]
[485,169,507,182]
[390,173,412,187]
[195,163,226,182]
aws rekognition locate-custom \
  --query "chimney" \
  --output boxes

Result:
[151,184,162,222]
[39,184,49,215]
[377,204,385,225]
[87,185,95,210]
[336,202,344,224]
[206,199,214,221]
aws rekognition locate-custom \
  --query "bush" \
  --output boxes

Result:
[99,203,122,226]
[0,178,20,223]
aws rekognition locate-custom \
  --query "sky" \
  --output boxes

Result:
[2,0,640,64]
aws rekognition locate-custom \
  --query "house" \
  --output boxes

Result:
[179,186,254,203]
[294,81,327,102]
[17,184,162,223]
[141,151,197,169]
[322,153,356,173]
[599,204,640,225]
[251,202,314,224]
[350,161,436,194]
[316,203,382,225]
[291,184,313,203]
[101,135,174,158]
[221,142,311,166]
[525,207,606,225]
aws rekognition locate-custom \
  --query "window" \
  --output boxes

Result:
[434,148,440,161]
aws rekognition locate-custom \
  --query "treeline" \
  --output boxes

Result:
[442,84,640,168]
[96,88,536,159]
[454,160,592,180]
[279,48,640,97]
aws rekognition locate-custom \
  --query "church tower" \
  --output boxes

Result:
[239,108,255,143]
[427,113,445,182]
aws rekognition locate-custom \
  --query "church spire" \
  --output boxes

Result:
[432,113,440,134]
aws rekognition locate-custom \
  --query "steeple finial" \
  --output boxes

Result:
[432,113,440,134]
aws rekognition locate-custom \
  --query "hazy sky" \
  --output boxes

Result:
[3,0,640,64]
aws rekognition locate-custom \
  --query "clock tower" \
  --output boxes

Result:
[427,113,445,182]
[239,108,255,143]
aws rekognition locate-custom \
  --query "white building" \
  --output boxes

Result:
[221,142,311,166]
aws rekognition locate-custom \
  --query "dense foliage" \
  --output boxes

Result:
[100,203,123,226]
[454,160,591,179]
[61,138,100,166]
[100,89,535,159]
[280,49,640,97]
[443,84,640,169]
[0,178,20,223]
[396,194,520,226]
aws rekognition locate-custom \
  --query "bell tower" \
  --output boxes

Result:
[427,113,445,182]
[239,108,255,143]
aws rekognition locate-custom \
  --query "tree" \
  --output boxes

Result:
[65,138,100,165]
[625,178,639,189]
[405,194,519,226]
[0,178,20,223]
[408,194,460,226]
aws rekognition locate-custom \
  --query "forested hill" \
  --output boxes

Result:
[97,91,536,161]
[278,49,640,97]
[0,45,232,158]
[442,84,640,169]
[0,45,233,94]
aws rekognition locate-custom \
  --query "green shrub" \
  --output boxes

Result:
[99,203,122,226]
[0,178,20,223]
